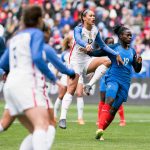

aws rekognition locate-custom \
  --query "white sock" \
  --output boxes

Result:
[77,97,84,119]
[0,123,4,132]
[54,98,62,119]
[32,129,47,150]
[46,125,56,149]
[19,134,33,150]
[88,65,108,86]
[60,93,73,119]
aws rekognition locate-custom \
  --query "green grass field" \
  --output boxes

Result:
[0,101,150,150]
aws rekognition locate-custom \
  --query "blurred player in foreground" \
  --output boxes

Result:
[0,5,75,150]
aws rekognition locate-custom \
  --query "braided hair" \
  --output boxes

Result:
[113,24,129,37]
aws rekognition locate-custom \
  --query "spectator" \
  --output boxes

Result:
[59,9,74,29]
[133,1,146,17]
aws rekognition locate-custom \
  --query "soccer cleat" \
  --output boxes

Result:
[84,85,92,95]
[78,119,85,125]
[95,129,104,140]
[59,119,67,129]
[119,120,126,126]
[100,136,104,141]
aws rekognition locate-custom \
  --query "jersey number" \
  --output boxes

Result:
[123,58,129,66]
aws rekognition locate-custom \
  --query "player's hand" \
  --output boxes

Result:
[137,56,142,63]
[68,69,76,80]
[86,44,93,52]
[116,55,124,65]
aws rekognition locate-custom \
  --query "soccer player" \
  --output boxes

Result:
[0,20,75,149]
[59,9,123,129]
[54,35,85,125]
[98,37,126,127]
[87,24,142,140]
[0,5,75,150]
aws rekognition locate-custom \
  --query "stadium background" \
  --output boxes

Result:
[0,0,150,104]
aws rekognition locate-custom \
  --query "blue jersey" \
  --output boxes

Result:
[106,43,136,88]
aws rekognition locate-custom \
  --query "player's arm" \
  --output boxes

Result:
[44,44,75,79]
[74,26,87,48]
[132,50,142,73]
[87,50,108,57]
[0,48,9,73]
[95,33,124,65]
[95,32,118,56]
[31,30,57,83]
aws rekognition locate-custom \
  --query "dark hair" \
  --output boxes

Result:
[81,9,90,23]
[23,5,43,27]
[104,37,114,44]
[113,24,129,36]
[42,22,50,32]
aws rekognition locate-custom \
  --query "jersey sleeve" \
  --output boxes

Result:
[95,32,119,56]
[132,49,142,73]
[30,30,57,83]
[0,48,9,73]
[0,37,6,57]
[74,26,87,48]
[87,50,108,57]
[44,44,74,76]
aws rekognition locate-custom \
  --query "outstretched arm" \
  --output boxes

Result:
[95,32,118,56]
[87,50,108,57]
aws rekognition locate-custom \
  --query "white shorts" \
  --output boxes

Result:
[69,57,95,75]
[60,74,84,86]
[3,74,52,116]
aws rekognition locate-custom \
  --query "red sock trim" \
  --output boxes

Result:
[97,101,105,123]
[98,104,114,130]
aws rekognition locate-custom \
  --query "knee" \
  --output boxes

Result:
[105,97,114,106]
[76,91,83,97]
[103,59,111,67]
[109,107,118,116]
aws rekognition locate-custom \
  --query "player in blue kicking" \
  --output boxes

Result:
[98,37,126,128]
[87,24,142,140]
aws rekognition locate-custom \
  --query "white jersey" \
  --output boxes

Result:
[3,29,51,116]
[70,25,98,63]
[9,33,43,83]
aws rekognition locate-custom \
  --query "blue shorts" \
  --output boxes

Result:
[105,81,129,109]
[99,76,106,92]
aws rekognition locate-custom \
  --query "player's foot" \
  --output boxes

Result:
[119,120,126,126]
[100,136,104,141]
[59,119,66,129]
[95,129,103,140]
[78,119,85,125]
[84,85,92,95]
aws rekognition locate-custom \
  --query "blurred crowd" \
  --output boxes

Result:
[0,0,150,59]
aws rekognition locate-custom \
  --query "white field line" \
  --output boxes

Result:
[13,119,150,124]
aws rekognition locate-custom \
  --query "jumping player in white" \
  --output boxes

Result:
[59,9,123,129]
